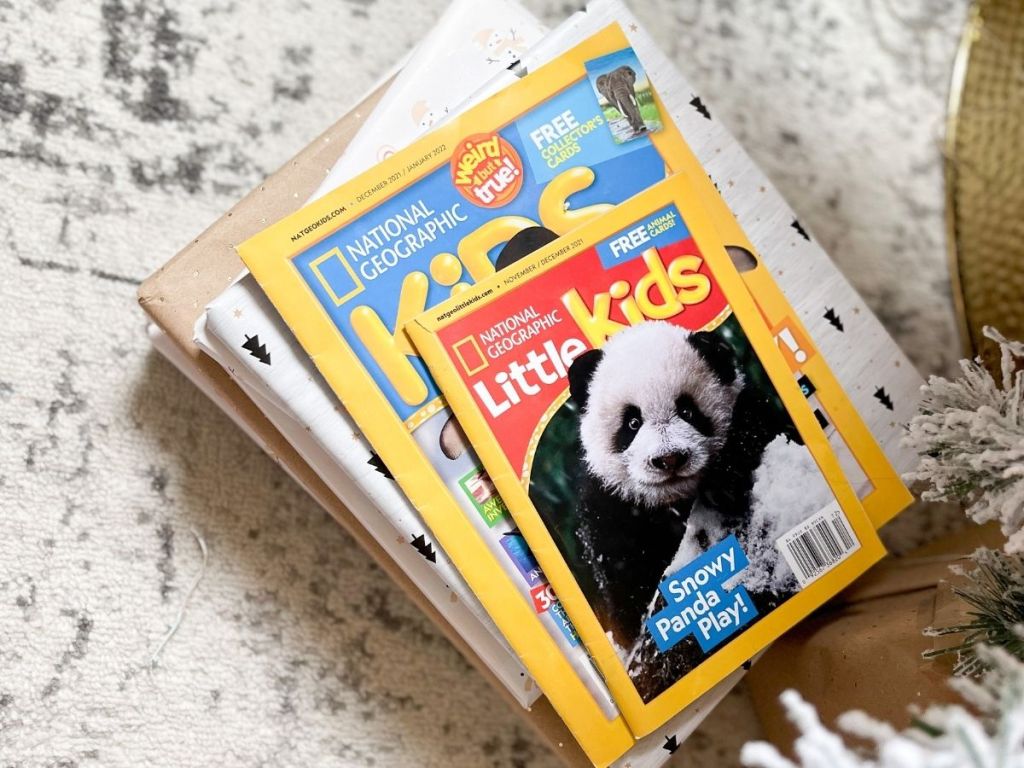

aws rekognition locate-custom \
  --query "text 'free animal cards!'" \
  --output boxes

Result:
[408,174,887,735]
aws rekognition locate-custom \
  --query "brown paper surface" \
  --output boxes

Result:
[747,522,1005,750]
[138,82,593,768]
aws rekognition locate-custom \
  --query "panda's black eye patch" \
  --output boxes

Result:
[613,405,643,452]
[675,394,713,436]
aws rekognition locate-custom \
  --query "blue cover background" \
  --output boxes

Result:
[293,79,666,421]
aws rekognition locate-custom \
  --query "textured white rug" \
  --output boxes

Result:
[0,1,968,766]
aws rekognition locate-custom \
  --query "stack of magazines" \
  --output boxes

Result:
[140,1,925,765]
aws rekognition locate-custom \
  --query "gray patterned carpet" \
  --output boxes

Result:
[0,1,968,766]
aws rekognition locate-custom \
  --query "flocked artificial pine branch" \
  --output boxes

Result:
[902,327,1024,673]
[903,327,1024,554]
[923,548,1024,675]
[740,645,1024,768]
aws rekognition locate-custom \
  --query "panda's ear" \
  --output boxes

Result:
[687,331,737,385]
[568,349,603,409]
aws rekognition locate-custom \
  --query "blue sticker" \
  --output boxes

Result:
[646,535,758,653]
[499,532,545,589]
[548,599,581,647]
[594,203,690,269]
[515,80,653,184]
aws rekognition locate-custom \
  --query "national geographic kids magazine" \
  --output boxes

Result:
[409,175,889,734]
[238,23,908,760]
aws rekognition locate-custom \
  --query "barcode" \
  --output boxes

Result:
[776,505,859,587]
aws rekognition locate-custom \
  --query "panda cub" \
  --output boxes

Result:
[567,321,791,649]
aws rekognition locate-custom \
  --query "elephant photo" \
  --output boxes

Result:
[595,65,646,134]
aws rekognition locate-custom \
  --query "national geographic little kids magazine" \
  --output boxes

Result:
[408,175,889,735]
[238,22,906,760]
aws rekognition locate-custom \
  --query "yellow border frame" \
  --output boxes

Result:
[308,246,365,306]
[409,175,887,736]
[453,335,490,376]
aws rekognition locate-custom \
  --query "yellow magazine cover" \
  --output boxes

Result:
[408,175,889,734]
[238,22,907,759]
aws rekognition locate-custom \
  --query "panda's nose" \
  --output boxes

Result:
[650,451,689,473]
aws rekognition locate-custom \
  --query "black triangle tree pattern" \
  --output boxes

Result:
[367,452,394,480]
[242,334,271,365]
[411,534,436,563]
[689,95,711,119]
[874,386,894,411]
[824,307,844,332]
